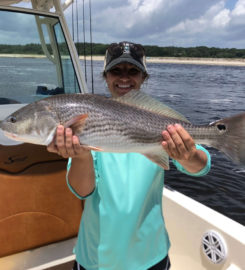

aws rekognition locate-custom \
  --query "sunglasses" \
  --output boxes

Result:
[106,42,145,66]
[108,66,141,76]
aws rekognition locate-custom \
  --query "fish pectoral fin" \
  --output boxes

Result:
[64,114,88,133]
[143,150,170,170]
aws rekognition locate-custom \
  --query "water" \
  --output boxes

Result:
[0,58,244,225]
[84,60,245,225]
[145,63,245,226]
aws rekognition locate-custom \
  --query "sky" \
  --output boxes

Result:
[1,0,245,48]
[64,0,245,48]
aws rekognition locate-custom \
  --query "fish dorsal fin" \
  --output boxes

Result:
[113,90,190,123]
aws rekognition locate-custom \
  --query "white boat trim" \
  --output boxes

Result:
[0,237,76,270]
[28,255,75,270]
[163,188,245,270]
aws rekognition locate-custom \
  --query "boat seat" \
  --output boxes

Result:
[0,143,83,257]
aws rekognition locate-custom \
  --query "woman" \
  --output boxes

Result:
[48,41,211,270]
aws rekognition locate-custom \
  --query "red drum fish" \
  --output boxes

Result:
[0,90,245,169]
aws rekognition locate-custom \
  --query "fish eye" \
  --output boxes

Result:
[8,116,17,123]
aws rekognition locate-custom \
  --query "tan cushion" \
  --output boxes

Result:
[0,144,83,257]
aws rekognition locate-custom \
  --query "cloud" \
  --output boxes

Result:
[92,0,216,37]
[0,10,40,44]
[63,0,245,48]
[232,0,245,15]
[213,9,231,27]
[169,0,245,48]
[1,0,245,48]
[167,2,227,35]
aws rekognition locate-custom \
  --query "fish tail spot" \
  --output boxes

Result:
[216,124,226,131]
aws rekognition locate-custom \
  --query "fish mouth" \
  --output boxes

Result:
[3,131,30,143]
[3,131,20,141]
[3,131,45,145]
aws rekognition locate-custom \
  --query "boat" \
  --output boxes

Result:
[0,1,244,269]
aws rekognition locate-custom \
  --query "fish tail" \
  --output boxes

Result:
[210,112,245,166]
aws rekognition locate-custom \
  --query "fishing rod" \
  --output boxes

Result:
[89,0,94,94]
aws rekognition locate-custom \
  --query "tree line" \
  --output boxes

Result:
[1,43,245,58]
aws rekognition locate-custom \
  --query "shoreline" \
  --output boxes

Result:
[1,54,245,66]
[147,56,245,66]
[85,55,245,66]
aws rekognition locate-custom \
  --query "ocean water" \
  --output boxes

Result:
[0,57,244,225]
[84,60,245,225]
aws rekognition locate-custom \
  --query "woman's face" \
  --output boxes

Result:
[105,63,145,97]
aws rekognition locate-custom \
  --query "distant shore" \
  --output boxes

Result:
[147,56,245,66]
[82,55,245,66]
[1,54,245,66]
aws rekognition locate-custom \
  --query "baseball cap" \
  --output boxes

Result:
[103,41,147,74]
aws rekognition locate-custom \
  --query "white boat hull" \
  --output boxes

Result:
[0,187,244,270]
[163,188,245,270]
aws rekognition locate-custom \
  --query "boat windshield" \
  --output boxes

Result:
[0,9,80,105]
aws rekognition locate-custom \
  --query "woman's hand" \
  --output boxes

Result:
[162,124,207,173]
[47,125,90,159]
[162,124,196,162]
[47,125,95,197]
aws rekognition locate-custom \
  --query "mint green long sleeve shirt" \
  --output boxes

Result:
[67,145,211,270]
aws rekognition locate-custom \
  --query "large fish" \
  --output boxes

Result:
[0,90,245,169]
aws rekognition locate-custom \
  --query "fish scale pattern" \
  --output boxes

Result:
[1,92,244,166]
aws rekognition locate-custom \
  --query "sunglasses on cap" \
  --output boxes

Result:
[108,42,145,60]
[104,41,147,73]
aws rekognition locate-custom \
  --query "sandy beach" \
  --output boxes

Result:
[1,54,245,66]
[146,56,245,66]
[0,54,47,59]
[81,55,245,66]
